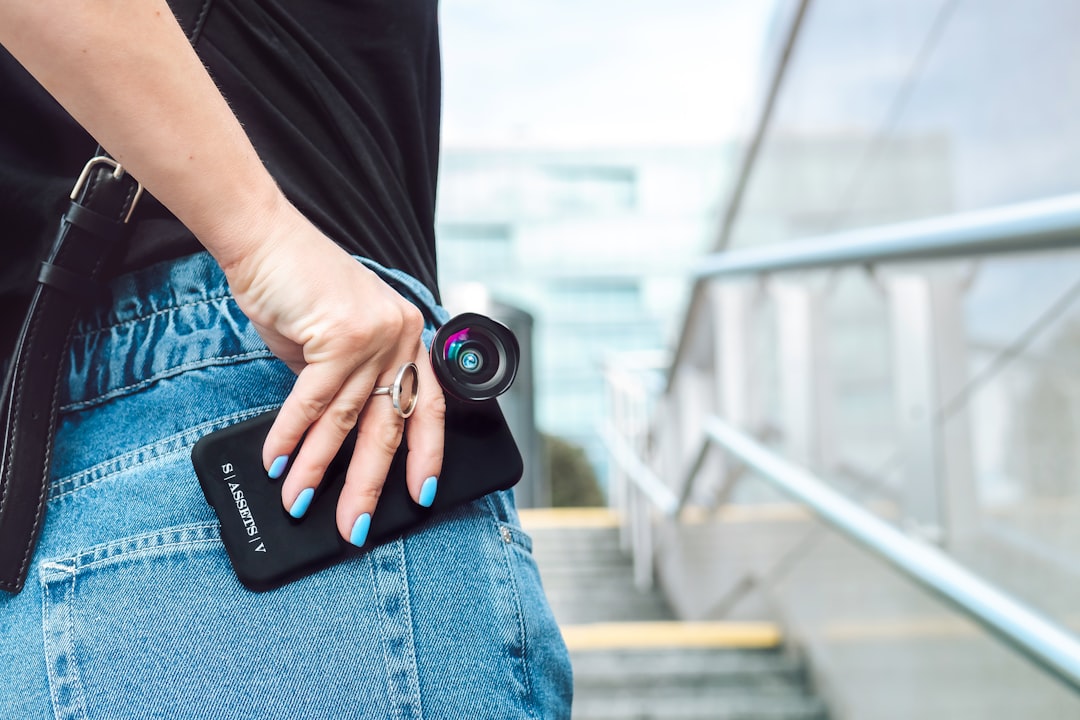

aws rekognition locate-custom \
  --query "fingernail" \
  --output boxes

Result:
[349,513,372,547]
[268,455,289,480]
[418,476,438,508]
[289,487,315,519]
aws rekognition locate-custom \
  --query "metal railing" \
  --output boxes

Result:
[694,192,1080,280]
[605,191,1080,694]
[702,414,1080,693]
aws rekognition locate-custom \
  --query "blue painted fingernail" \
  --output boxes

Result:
[268,455,289,480]
[418,476,438,508]
[289,487,315,519]
[349,513,372,547]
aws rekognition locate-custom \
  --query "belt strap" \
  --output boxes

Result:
[0,155,142,594]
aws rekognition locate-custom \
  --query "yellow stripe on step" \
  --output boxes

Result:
[518,504,819,529]
[518,507,621,529]
[560,621,782,652]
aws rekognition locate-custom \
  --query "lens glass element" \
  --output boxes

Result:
[460,349,482,373]
[443,328,498,384]
[430,313,520,402]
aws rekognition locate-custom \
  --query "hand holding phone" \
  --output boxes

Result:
[191,314,523,591]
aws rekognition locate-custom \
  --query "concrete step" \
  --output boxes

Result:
[530,540,627,565]
[565,624,825,720]
[545,597,672,625]
[521,510,830,720]
[523,508,674,626]
[571,646,805,687]
[531,549,632,567]
[571,692,829,720]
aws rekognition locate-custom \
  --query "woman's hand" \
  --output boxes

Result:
[0,0,442,543]
[224,201,445,545]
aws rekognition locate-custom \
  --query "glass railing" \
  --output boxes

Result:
[605,195,1080,714]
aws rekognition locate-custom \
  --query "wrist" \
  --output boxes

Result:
[196,181,295,277]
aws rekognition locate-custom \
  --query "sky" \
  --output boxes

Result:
[438,0,777,149]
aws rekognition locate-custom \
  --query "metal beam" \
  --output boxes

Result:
[599,423,680,517]
[703,414,1080,695]
[695,193,1080,279]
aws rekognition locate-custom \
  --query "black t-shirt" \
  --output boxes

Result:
[0,0,441,344]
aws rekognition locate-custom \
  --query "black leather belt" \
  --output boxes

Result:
[0,155,142,594]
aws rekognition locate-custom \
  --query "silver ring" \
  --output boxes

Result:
[371,362,420,419]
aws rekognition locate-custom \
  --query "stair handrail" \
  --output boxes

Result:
[617,414,1080,693]
[600,422,679,517]
[693,192,1080,280]
[605,191,1080,693]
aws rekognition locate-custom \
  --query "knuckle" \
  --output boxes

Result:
[400,304,424,337]
[424,387,447,422]
[384,312,407,341]
[307,459,331,480]
[347,299,422,359]
[351,481,384,507]
[296,457,330,484]
[294,394,329,425]
[368,419,405,457]
[341,322,378,349]
[325,403,360,434]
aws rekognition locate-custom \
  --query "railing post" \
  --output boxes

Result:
[887,273,944,539]
[929,272,979,542]
[604,354,671,584]
[712,283,756,431]
[631,481,654,590]
[630,368,654,590]
[886,270,975,543]
[699,282,758,505]
[772,279,834,469]
[675,367,710,470]
[605,368,629,548]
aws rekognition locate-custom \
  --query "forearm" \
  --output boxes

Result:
[0,0,284,270]
[1,1,447,536]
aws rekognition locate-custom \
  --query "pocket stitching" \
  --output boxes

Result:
[59,350,274,413]
[49,404,278,502]
[40,523,222,581]
[42,558,89,720]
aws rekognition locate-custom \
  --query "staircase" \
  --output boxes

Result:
[521,508,829,720]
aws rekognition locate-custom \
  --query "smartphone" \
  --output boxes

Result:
[191,396,522,591]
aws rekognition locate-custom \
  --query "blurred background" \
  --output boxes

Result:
[436,1,1080,718]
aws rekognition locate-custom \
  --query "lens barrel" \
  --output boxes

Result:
[430,313,520,402]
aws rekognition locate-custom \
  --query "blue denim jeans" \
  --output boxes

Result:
[0,252,572,719]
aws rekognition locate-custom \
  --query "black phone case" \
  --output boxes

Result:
[191,397,522,591]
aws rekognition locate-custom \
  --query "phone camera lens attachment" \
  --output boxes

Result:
[431,313,520,401]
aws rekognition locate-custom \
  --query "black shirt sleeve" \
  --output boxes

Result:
[0,0,442,307]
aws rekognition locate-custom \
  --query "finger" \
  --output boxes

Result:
[273,370,378,519]
[262,361,354,473]
[336,377,407,546]
[404,353,445,509]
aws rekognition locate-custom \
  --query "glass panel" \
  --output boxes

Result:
[729,0,1080,251]
[962,252,1080,562]
[705,0,1080,712]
